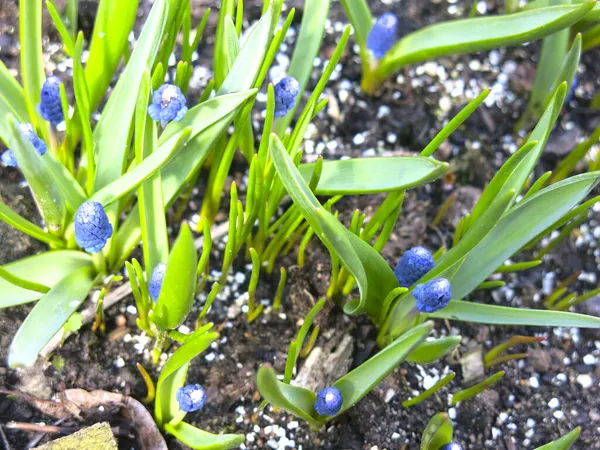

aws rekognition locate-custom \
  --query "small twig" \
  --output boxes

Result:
[26,418,67,449]
[6,422,77,434]
[0,423,11,450]
[40,221,230,359]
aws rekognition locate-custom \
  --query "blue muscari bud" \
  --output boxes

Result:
[438,443,463,450]
[394,246,435,288]
[147,83,188,126]
[367,13,398,59]
[565,76,579,103]
[314,386,343,417]
[274,76,300,118]
[149,262,167,302]
[413,278,452,313]
[1,124,48,167]
[39,76,64,125]
[176,384,207,413]
[74,201,113,253]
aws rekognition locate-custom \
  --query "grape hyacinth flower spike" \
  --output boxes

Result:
[438,443,463,450]
[367,13,398,59]
[149,262,167,302]
[1,124,48,167]
[314,386,343,417]
[147,83,188,127]
[176,384,207,413]
[74,201,113,253]
[274,76,300,118]
[394,246,435,287]
[413,278,452,313]
[39,76,64,125]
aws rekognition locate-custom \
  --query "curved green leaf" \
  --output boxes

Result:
[0,251,91,307]
[0,200,65,248]
[45,1,75,56]
[164,422,244,450]
[334,321,433,417]
[155,331,219,426]
[407,336,462,365]
[299,157,448,195]
[339,0,373,49]
[20,0,45,129]
[8,266,94,368]
[150,224,198,331]
[377,3,595,75]
[269,133,399,322]
[428,300,600,328]
[0,60,28,123]
[535,427,581,450]
[420,412,453,450]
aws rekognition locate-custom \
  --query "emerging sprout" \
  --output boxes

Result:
[366,13,398,59]
[273,76,300,118]
[414,278,452,313]
[149,262,167,302]
[314,386,343,417]
[74,201,113,253]
[38,76,64,125]
[438,443,463,450]
[394,246,435,288]
[1,124,47,167]
[176,384,207,413]
[147,83,188,126]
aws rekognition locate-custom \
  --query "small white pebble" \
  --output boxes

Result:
[583,354,596,365]
[553,410,565,419]
[576,374,593,389]
[529,376,540,389]
[548,398,560,409]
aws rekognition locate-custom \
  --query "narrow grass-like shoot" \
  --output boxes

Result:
[476,280,506,290]
[219,183,239,286]
[91,289,106,335]
[536,213,587,259]
[495,260,542,273]
[433,193,458,227]
[273,266,287,310]
[402,371,455,408]
[484,335,545,368]
[197,282,220,329]
[248,248,264,323]
[523,171,552,200]
[297,226,315,267]
[136,362,156,404]
[451,371,505,405]
[299,326,320,358]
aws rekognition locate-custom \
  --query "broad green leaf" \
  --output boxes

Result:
[93,0,168,191]
[151,224,198,331]
[0,200,65,248]
[8,266,94,368]
[420,413,453,450]
[164,422,244,450]
[428,300,600,328]
[275,0,331,132]
[155,331,219,426]
[377,3,595,76]
[7,117,66,233]
[407,336,462,365]
[256,365,320,427]
[334,321,433,417]
[85,0,140,111]
[91,127,191,207]
[451,172,600,299]
[0,60,28,123]
[298,157,448,195]
[535,427,581,450]
[269,134,399,322]
[43,151,88,211]
[0,251,92,307]
[339,0,373,49]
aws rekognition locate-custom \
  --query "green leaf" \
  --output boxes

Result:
[420,412,453,450]
[0,60,29,124]
[428,300,600,328]
[151,224,198,331]
[164,422,244,450]
[0,251,93,307]
[256,365,320,427]
[43,150,88,211]
[269,134,399,322]
[334,321,433,417]
[213,0,236,88]
[155,331,219,426]
[535,427,581,450]
[85,0,140,111]
[339,0,373,49]
[407,336,462,365]
[45,1,75,56]
[7,116,66,233]
[0,199,65,248]
[93,0,168,191]
[8,266,94,368]
[451,172,600,299]
[377,3,595,76]
[298,157,448,195]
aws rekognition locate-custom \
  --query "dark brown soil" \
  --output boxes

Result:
[2,0,600,449]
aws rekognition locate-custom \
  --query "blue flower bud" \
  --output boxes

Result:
[39,76,64,125]
[176,384,207,413]
[149,262,167,302]
[1,124,48,168]
[438,443,463,450]
[74,201,113,253]
[413,278,452,313]
[367,13,398,59]
[274,76,300,118]
[314,386,343,417]
[147,83,188,126]
[394,246,435,288]
[565,76,579,103]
